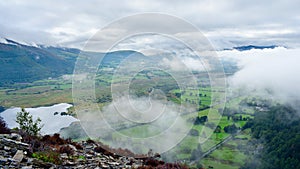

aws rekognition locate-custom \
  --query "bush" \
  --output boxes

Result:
[0,116,10,134]
[224,124,238,134]
[32,151,62,164]
[181,147,192,154]
[59,145,74,155]
[214,125,222,133]
[71,142,83,150]
[190,144,202,161]
[16,108,43,136]
[41,133,70,145]
[194,116,208,125]
[189,129,199,136]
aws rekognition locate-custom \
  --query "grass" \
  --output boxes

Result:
[218,116,234,128]
[201,137,221,152]
[178,136,199,151]
[170,87,213,109]
[201,158,240,169]
[199,128,251,169]
[0,87,72,108]
[32,151,62,164]
[117,124,161,138]
[210,146,247,165]
[176,153,191,160]
[0,77,73,108]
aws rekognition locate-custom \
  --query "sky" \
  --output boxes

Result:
[0,0,300,49]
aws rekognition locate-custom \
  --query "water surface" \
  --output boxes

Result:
[0,103,78,135]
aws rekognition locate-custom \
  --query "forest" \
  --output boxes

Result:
[241,104,300,169]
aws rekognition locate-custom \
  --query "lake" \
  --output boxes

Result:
[0,103,79,135]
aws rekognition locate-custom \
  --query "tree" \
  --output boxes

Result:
[175,92,181,98]
[214,125,222,133]
[227,115,230,120]
[224,124,238,134]
[194,116,208,125]
[190,144,203,161]
[189,129,199,136]
[16,108,43,136]
[241,105,300,169]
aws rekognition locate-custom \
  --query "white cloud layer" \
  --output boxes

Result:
[0,0,300,48]
[162,56,205,72]
[218,47,300,107]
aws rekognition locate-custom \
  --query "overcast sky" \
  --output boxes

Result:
[0,0,299,49]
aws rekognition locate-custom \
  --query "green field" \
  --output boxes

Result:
[200,129,251,169]
[0,77,73,108]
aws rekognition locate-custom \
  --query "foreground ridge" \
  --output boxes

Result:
[0,133,189,169]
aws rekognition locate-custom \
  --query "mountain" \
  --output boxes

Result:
[233,45,278,51]
[0,39,79,86]
[0,38,39,47]
[0,38,143,86]
[0,37,251,87]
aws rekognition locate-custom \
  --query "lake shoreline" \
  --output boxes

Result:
[1,102,74,110]
[0,103,78,135]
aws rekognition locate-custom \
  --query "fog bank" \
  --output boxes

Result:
[219,47,300,111]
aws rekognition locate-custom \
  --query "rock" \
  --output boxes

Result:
[0,150,10,157]
[85,145,94,149]
[100,162,110,168]
[12,150,24,163]
[76,158,85,164]
[132,163,142,168]
[60,153,68,159]
[25,158,34,166]
[0,134,10,139]
[0,138,29,151]
[0,134,163,168]
[108,161,120,166]
[11,147,18,155]
[68,144,77,151]
[0,155,8,165]
[10,133,22,141]
[4,146,11,151]
[32,158,54,168]
[85,153,93,159]
[65,160,76,166]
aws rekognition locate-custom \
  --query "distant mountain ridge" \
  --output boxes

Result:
[233,45,278,51]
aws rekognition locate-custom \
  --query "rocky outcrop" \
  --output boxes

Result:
[0,133,144,169]
[0,133,189,169]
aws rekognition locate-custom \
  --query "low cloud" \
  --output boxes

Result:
[219,47,300,111]
[162,56,205,72]
[79,94,195,155]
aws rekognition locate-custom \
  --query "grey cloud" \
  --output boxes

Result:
[0,0,300,48]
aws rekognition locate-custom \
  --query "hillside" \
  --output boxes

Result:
[0,132,189,168]
[0,39,142,87]
[0,39,78,86]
